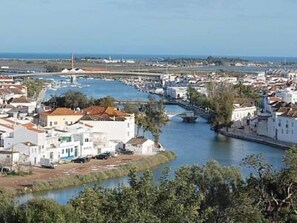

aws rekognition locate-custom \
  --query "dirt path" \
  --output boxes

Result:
[0,155,145,189]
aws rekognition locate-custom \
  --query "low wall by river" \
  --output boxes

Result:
[219,130,293,150]
[4,151,176,195]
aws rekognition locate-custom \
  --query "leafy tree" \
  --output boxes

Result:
[2,149,297,222]
[122,102,144,136]
[143,96,168,146]
[234,82,260,102]
[63,90,88,109]
[187,86,199,105]
[45,65,60,73]
[17,198,77,223]
[207,82,235,131]
[0,192,17,223]
[242,149,297,222]
[96,96,115,107]
[23,79,45,98]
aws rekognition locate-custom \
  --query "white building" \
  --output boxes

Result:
[275,88,297,104]
[266,107,297,143]
[166,87,188,99]
[125,137,155,154]
[80,106,135,143]
[231,104,257,126]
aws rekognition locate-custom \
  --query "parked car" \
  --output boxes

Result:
[95,152,112,160]
[0,167,10,173]
[71,157,91,163]
[40,158,57,169]
[118,148,134,155]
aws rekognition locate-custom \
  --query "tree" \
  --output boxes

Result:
[143,96,168,146]
[2,149,297,222]
[241,149,297,222]
[122,102,144,136]
[234,82,260,102]
[23,78,45,99]
[63,90,88,109]
[186,86,199,105]
[208,82,235,131]
[17,198,77,223]
[96,96,115,107]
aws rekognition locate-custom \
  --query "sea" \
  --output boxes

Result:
[1,52,297,62]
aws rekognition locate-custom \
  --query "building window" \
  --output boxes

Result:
[50,121,52,126]
[127,123,130,128]
[62,149,64,154]
[85,138,89,142]
[292,122,294,127]
[65,121,68,125]
[281,129,284,134]
[71,148,73,153]
[54,122,57,125]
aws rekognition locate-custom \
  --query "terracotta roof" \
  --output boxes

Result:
[27,127,44,133]
[2,118,17,125]
[10,96,30,103]
[22,123,34,128]
[78,121,93,128]
[233,98,255,107]
[268,97,282,102]
[22,123,45,133]
[41,108,83,116]
[279,107,297,118]
[0,123,13,130]
[126,137,148,146]
[0,76,13,80]
[83,106,106,115]
[83,106,129,117]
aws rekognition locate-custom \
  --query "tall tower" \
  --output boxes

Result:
[71,53,74,69]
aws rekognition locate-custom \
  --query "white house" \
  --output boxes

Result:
[266,106,297,144]
[125,137,155,154]
[9,96,37,113]
[275,88,297,104]
[80,106,135,143]
[231,103,257,126]
[166,87,188,99]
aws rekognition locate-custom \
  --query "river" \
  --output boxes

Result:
[17,77,285,205]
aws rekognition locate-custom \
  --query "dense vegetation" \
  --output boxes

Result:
[23,78,45,98]
[46,90,115,109]
[187,82,260,131]
[0,149,296,223]
[123,96,168,146]
[162,56,248,66]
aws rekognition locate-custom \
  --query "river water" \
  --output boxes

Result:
[17,77,285,205]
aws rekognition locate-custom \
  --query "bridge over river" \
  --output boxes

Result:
[7,70,164,79]
[115,99,211,121]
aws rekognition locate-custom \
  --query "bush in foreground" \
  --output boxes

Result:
[0,149,297,223]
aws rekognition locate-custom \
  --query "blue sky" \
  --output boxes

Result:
[1,0,297,56]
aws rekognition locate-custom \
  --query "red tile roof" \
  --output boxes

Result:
[41,108,83,116]
[83,106,129,117]
[268,97,282,102]
[10,96,30,103]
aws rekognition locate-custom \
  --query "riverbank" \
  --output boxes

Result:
[219,128,295,150]
[0,151,176,195]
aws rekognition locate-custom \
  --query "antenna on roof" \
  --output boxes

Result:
[285,57,287,71]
